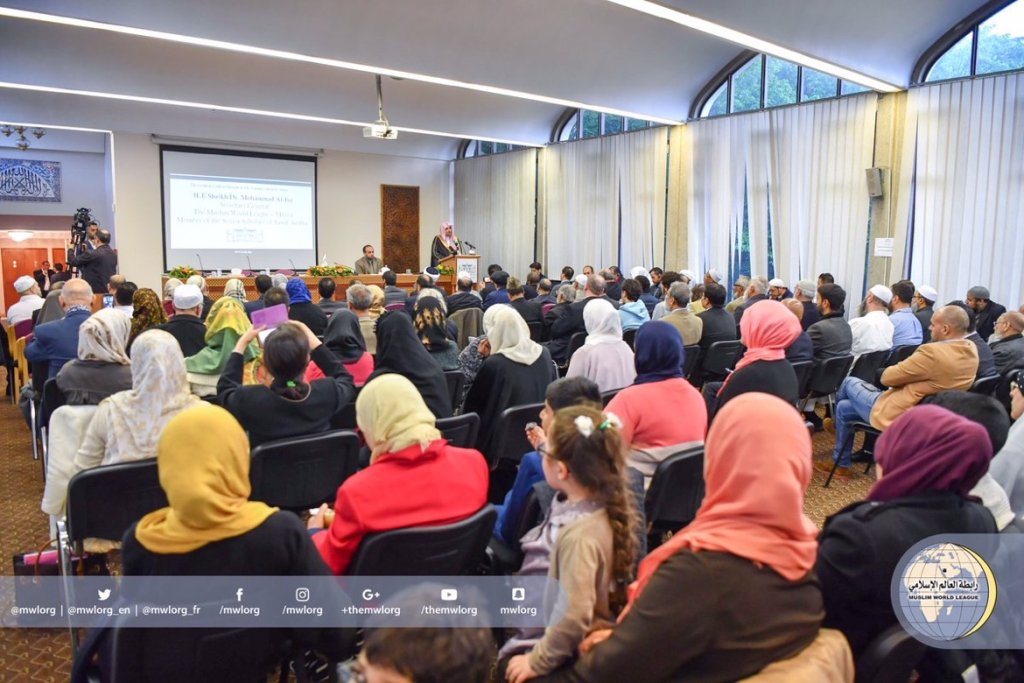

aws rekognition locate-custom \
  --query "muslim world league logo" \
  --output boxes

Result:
[896,543,997,642]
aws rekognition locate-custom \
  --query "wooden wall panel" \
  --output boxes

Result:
[380,185,420,274]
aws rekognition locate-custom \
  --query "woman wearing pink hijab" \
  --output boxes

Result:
[430,221,461,267]
[532,393,823,683]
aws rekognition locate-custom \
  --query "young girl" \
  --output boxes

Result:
[501,405,638,683]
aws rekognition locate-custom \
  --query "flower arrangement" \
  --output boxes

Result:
[437,264,455,276]
[308,264,354,277]
[167,265,199,279]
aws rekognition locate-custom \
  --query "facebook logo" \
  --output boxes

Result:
[236,588,244,602]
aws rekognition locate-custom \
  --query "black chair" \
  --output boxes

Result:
[849,349,889,383]
[330,400,357,430]
[824,420,878,487]
[700,340,741,382]
[969,374,1000,396]
[436,412,480,449]
[444,370,465,412]
[601,389,620,406]
[994,366,1023,414]
[484,402,545,469]
[789,360,814,402]
[526,320,543,342]
[622,328,637,349]
[854,624,927,683]
[347,504,497,576]
[27,359,49,463]
[874,344,919,387]
[487,486,543,574]
[559,331,588,375]
[803,355,855,415]
[249,430,361,510]
[682,345,702,382]
[644,446,704,550]
[38,377,67,468]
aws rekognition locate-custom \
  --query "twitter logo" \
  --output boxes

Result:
[97,589,111,601]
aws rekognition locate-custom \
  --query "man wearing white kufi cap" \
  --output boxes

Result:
[915,285,939,343]
[849,285,894,359]
[6,275,44,326]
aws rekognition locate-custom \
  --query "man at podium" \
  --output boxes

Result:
[430,221,463,267]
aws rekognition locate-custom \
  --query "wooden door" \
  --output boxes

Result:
[2,247,49,311]
[380,185,420,274]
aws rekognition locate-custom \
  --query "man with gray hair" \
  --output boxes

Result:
[546,274,608,364]
[663,281,703,346]
[733,276,770,326]
[966,285,1007,343]
[24,278,95,380]
[794,279,820,329]
[991,311,1024,375]
[271,272,289,290]
[186,274,213,321]
[725,275,750,314]
[820,305,979,479]
[347,283,376,354]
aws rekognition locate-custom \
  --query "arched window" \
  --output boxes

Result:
[694,53,871,119]
[458,140,527,159]
[914,0,1024,83]
[554,109,657,142]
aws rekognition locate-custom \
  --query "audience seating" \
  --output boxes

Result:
[384,303,404,312]
[644,446,704,550]
[526,320,543,342]
[601,389,620,406]
[994,366,1023,414]
[622,327,637,349]
[486,486,542,573]
[873,345,918,387]
[853,624,926,683]
[346,504,496,576]
[484,402,543,470]
[700,340,742,383]
[444,370,465,412]
[969,375,1000,396]
[329,400,357,430]
[563,332,587,370]
[825,420,879,487]
[682,345,702,382]
[435,412,480,448]
[13,318,33,338]
[790,360,814,402]
[450,307,483,350]
[803,355,855,415]
[849,349,889,383]
[38,378,67,465]
[249,430,361,511]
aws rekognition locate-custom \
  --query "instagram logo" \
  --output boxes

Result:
[295,587,310,603]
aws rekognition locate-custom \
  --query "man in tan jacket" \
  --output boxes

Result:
[817,305,978,478]
[662,281,703,346]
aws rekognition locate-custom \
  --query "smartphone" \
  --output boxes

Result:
[102,294,114,308]
[525,422,538,432]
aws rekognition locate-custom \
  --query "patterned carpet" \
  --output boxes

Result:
[0,369,872,678]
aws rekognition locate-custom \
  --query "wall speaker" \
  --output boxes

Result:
[865,167,884,198]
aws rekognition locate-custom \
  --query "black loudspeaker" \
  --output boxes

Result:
[866,167,884,198]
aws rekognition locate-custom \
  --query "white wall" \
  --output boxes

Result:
[0,137,110,219]
[110,132,451,293]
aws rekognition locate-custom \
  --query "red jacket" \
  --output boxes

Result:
[313,439,488,574]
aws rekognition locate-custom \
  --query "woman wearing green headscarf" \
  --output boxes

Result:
[185,297,259,397]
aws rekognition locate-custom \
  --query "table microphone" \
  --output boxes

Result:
[463,240,477,250]
[195,253,205,274]
[289,258,299,274]
[246,255,253,273]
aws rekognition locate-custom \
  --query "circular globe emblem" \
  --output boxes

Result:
[896,542,997,641]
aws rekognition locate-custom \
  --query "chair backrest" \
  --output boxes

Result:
[485,402,544,468]
[329,399,358,430]
[13,319,34,338]
[682,345,702,380]
[436,412,480,449]
[806,355,855,397]
[884,344,919,368]
[347,504,497,576]
[450,307,484,350]
[514,487,543,544]
[384,302,405,312]
[994,366,1023,414]
[565,331,588,364]
[644,446,705,535]
[249,430,361,510]
[849,349,889,383]
[66,460,168,545]
[622,328,637,349]
[601,389,620,407]
[542,303,556,316]
[444,370,465,411]
[969,374,1000,396]
[790,360,814,398]
[701,340,742,376]
[854,624,927,683]
[526,320,543,342]
[40,377,66,429]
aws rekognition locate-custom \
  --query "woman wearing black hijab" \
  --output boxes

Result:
[306,308,374,387]
[368,312,453,419]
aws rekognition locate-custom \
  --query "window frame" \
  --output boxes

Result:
[912,0,1022,84]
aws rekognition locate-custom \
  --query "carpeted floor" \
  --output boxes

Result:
[0,368,873,678]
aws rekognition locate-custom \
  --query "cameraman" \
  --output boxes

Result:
[67,228,118,294]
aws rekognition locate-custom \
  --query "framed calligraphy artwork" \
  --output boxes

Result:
[0,158,62,202]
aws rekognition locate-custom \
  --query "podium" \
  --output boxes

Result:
[437,254,480,291]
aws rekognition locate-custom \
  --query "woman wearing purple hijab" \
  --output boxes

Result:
[816,405,996,657]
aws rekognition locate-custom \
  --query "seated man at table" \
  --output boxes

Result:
[354,244,383,275]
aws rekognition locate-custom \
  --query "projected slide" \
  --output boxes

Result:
[169,175,313,250]
[161,148,317,271]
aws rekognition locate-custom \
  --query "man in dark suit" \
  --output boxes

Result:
[946,301,997,379]
[534,279,557,307]
[244,273,273,319]
[33,260,55,294]
[49,263,71,286]
[806,284,853,362]
[783,300,815,362]
[733,276,770,327]
[24,279,94,380]
[480,263,503,301]
[542,282,576,344]
[991,311,1024,375]
[546,274,611,363]
[317,278,344,317]
[914,285,938,343]
[446,275,482,315]
[508,277,543,327]
[382,270,407,307]
[67,229,117,294]
[697,283,738,349]
[157,284,207,357]
[966,285,1007,342]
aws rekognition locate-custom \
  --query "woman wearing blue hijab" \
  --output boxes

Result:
[285,277,328,337]
[606,321,709,486]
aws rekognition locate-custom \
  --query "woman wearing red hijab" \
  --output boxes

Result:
[533,393,822,683]
[817,404,996,657]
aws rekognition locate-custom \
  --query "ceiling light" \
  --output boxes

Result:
[0,7,681,125]
[0,81,543,148]
[7,230,34,241]
[601,0,902,93]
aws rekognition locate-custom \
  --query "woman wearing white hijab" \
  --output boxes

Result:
[73,329,202,472]
[56,308,134,405]
[463,305,557,455]
[567,298,637,392]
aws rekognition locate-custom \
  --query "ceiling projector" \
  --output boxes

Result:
[363,122,398,140]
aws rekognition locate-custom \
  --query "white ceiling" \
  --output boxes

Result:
[0,0,992,160]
